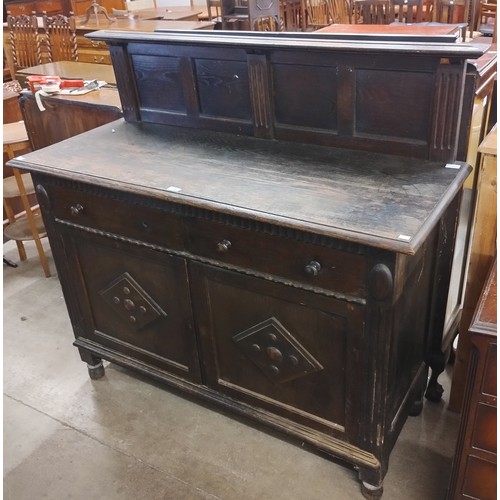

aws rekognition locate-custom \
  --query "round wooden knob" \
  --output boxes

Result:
[216,239,232,253]
[70,204,84,216]
[304,260,321,276]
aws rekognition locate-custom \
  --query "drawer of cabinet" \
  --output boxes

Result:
[472,403,497,455]
[184,216,368,298]
[76,36,108,50]
[77,50,112,65]
[44,183,184,251]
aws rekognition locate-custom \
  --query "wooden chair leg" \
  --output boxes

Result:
[12,168,51,277]
[3,197,27,261]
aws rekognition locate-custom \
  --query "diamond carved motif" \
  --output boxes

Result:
[99,272,167,331]
[232,317,323,383]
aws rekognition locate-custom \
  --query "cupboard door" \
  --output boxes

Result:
[62,229,201,383]
[190,262,366,440]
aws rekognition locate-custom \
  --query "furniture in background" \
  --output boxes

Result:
[305,0,333,28]
[476,0,497,41]
[391,0,423,22]
[221,0,281,30]
[42,11,79,62]
[70,0,124,16]
[19,87,122,150]
[6,12,43,73]
[4,0,71,16]
[353,0,393,23]
[432,0,469,40]
[3,121,51,277]
[9,30,485,498]
[447,260,496,500]
[124,0,156,10]
[15,60,116,87]
[206,0,222,23]
[449,124,497,411]
[3,11,214,74]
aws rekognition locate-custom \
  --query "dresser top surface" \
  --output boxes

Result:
[12,120,470,254]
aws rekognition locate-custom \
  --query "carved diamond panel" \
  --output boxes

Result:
[232,317,323,383]
[99,272,167,331]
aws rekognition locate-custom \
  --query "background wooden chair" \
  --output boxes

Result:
[6,12,42,74]
[42,12,79,63]
[306,0,331,28]
[476,0,497,41]
[330,0,352,23]
[391,0,423,22]
[353,0,393,23]
[280,0,307,30]
[305,0,350,29]
[432,0,469,40]
[3,121,51,277]
[206,0,223,23]
[221,0,280,30]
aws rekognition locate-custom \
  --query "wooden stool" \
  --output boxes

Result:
[3,121,51,277]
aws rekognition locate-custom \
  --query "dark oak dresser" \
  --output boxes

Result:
[8,31,485,498]
[447,260,497,499]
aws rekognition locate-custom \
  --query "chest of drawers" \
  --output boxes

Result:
[9,31,485,498]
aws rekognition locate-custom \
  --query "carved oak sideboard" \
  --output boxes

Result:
[9,32,485,498]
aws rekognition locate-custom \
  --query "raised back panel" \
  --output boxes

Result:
[89,30,485,161]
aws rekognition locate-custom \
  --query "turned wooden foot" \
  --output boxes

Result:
[87,361,105,380]
[425,352,446,402]
[361,481,384,499]
[409,398,424,416]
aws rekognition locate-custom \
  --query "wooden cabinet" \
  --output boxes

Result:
[4,0,71,15]
[450,124,498,411]
[8,32,486,498]
[75,36,112,65]
[447,261,497,499]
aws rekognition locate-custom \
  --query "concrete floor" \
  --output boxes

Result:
[3,238,461,500]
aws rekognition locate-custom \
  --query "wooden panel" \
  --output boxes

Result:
[462,455,497,499]
[91,30,485,161]
[355,69,432,142]
[64,230,201,381]
[190,262,362,435]
[482,344,497,396]
[472,403,496,454]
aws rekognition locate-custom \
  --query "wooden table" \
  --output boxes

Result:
[128,7,204,21]
[316,22,462,41]
[19,87,122,150]
[15,61,117,88]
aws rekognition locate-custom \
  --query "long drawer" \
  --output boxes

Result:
[44,180,369,299]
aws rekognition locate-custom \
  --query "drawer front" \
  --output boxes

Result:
[45,183,184,252]
[76,36,108,50]
[44,181,369,298]
[77,50,112,65]
[184,216,368,298]
[472,403,497,455]
[482,343,496,397]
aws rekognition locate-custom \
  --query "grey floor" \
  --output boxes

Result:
[4,238,461,500]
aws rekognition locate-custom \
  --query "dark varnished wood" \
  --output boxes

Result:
[8,32,484,498]
[447,261,497,499]
[87,30,485,162]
